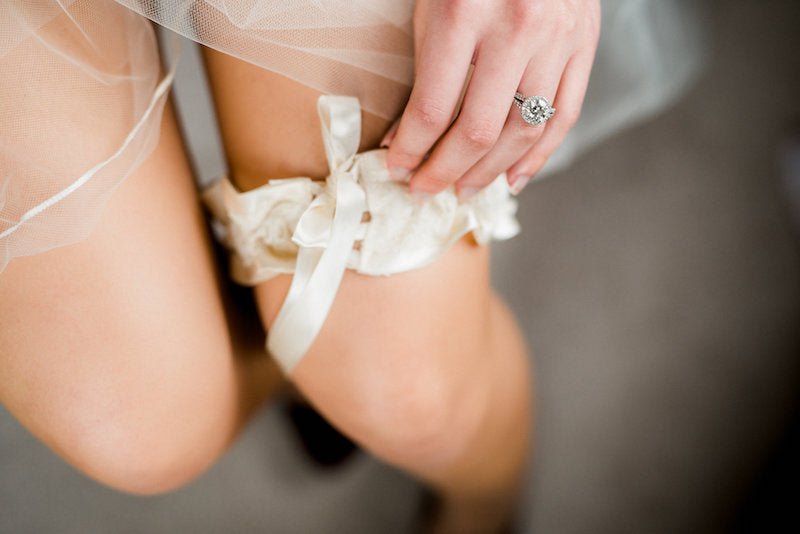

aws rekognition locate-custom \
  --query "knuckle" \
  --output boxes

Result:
[409,98,451,131]
[561,108,581,130]
[553,3,579,34]
[441,0,469,22]
[419,171,454,191]
[511,117,543,143]
[511,0,544,30]
[522,153,548,175]
[387,147,423,169]
[530,154,548,172]
[517,124,544,144]
[460,120,499,151]
[585,1,603,37]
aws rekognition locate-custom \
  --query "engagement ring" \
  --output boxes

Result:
[513,93,555,126]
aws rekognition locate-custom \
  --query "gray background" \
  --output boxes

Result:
[2,1,798,532]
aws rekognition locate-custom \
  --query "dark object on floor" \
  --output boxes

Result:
[729,403,800,534]
[286,401,360,467]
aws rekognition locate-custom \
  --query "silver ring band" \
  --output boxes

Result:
[514,93,555,126]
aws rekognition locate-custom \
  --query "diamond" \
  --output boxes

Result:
[520,95,555,126]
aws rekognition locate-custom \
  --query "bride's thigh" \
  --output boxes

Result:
[203,51,506,473]
[202,47,392,190]
[0,103,243,495]
[257,242,499,475]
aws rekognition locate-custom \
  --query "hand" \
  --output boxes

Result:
[383,0,601,200]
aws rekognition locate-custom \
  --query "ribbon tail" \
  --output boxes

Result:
[317,95,361,170]
[266,170,366,374]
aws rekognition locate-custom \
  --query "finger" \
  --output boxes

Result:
[407,39,529,195]
[385,10,476,182]
[506,50,595,194]
[412,0,427,67]
[379,118,400,148]
[453,53,568,200]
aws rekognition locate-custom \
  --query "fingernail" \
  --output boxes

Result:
[411,190,432,205]
[458,186,480,203]
[390,166,412,182]
[380,119,401,148]
[510,175,531,195]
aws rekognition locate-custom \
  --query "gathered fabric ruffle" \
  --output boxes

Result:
[203,96,519,373]
[203,156,518,284]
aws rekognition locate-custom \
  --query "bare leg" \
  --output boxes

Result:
[0,92,284,494]
[203,49,533,533]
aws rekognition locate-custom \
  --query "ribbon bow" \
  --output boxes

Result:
[267,96,369,374]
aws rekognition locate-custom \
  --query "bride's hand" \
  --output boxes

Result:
[384,0,601,199]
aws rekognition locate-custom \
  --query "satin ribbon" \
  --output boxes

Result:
[267,96,368,374]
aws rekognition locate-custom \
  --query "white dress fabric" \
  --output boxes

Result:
[203,95,519,372]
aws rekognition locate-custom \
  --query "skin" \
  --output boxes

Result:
[1,22,533,532]
[1,1,603,531]
[203,48,533,533]
[385,0,601,199]
[0,99,284,494]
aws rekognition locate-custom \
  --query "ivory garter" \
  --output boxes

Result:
[202,95,520,374]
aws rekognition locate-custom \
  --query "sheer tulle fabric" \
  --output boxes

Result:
[116,0,416,119]
[0,0,706,274]
[1,0,416,273]
[1,0,170,272]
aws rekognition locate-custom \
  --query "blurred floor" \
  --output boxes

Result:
[496,2,800,532]
[1,1,799,533]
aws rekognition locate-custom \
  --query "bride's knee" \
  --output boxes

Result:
[49,392,231,495]
[355,365,490,472]
[264,240,497,471]
[293,318,493,473]
[10,343,239,496]
[56,409,222,496]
